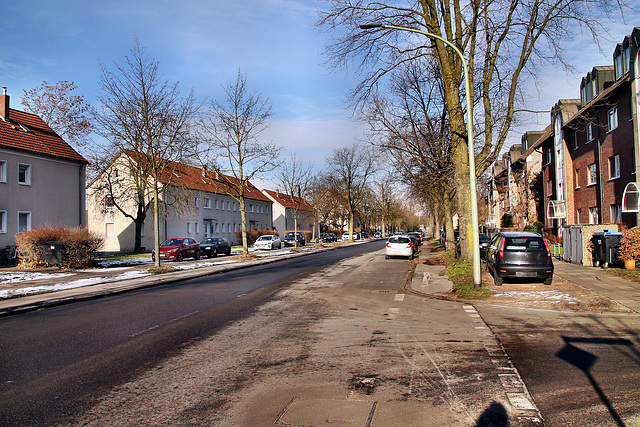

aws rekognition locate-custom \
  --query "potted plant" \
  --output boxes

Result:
[617,227,640,269]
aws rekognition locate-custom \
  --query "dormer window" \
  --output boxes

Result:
[615,46,631,80]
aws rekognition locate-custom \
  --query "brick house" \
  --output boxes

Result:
[0,88,88,247]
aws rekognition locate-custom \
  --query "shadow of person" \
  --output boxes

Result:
[475,401,509,427]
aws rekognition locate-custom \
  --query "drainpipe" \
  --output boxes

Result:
[596,115,605,223]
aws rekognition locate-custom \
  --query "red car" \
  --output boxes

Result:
[152,237,200,262]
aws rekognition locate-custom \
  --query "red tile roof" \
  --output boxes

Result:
[121,150,271,202]
[0,108,88,164]
[262,189,313,211]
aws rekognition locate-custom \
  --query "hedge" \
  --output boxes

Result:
[15,227,104,268]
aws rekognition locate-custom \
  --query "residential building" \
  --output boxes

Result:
[261,189,316,235]
[88,150,273,252]
[0,88,88,247]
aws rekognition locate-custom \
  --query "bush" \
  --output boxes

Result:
[617,227,640,261]
[235,229,278,247]
[500,213,513,228]
[15,227,104,268]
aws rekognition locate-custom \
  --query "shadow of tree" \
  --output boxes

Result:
[475,401,509,427]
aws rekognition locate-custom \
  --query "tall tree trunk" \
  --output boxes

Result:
[240,196,248,255]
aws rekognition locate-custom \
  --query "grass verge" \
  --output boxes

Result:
[442,249,492,299]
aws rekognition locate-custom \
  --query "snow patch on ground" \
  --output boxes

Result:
[0,270,151,299]
[172,260,239,270]
[494,290,580,304]
[0,272,74,284]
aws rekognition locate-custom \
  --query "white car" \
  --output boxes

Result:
[385,235,416,259]
[342,232,360,241]
[253,235,282,250]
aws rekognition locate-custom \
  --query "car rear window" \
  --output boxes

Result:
[504,237,545,251]
[389,237,410,244]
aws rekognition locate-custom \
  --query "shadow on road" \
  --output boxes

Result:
[556,336,636,427]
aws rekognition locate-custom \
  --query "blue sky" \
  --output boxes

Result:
[1,0,638,186]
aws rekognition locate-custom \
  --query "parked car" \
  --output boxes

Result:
[152,237,200,262]
[254,234,282,250]
[374,231,383,238]
[408,231,422,246]
[341,231,360,241]
[385,235,416,259]
[283,231,305,247]
[199,237,231,257]
[454,233,491,260]
[361,231,369,239]
[485,231,554,286]
[319,233,337,243]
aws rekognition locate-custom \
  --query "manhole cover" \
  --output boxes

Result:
[276,397,377,426]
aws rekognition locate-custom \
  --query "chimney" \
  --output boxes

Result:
[0,87,8,121]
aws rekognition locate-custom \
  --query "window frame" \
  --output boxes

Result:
[589,207,599,224]
[18,163,31,185]
[105,223,116,238]
[17,211,31,232]
[0,160,6,183]
[0,210,6,233]
[203,198,211,209]
[587,163,597,186]
[609,155,620,180]
[608,106,618,132]
[575,169,580,189]
[586,123,594,142]
[611,204,622,223]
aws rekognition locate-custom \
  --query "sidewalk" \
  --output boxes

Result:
[406,243,640,314]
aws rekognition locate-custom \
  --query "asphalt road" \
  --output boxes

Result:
[476,303,640,426]
[0,241,385,426]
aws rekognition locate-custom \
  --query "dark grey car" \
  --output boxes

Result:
[485,231,553,286]
[199,237,231,257]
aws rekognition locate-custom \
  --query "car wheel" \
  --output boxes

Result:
[544,277,552,285]
[195,251,201,260]
[212,249,217,258]
[177,252,184,262]
[593,259,599,267]
[602,261,609,269]
[493,270,502,286]
[227,247,231,256]
[385,255,390,259]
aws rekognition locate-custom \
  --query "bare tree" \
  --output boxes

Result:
[199,70,281,255]
[21,80,93,153]
[318,0,625,260]
[91,40,199,264]
[276,154,315,247]
[326,143,377,240]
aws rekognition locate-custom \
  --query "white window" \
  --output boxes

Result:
[577,208,582,224]
[204,198,211,209]
[608,107,618,132]
[588,163,597,185]
[215,199,219,209]
[195,222,199,234]
[573,131,579,150]
[589,207,599,224]
[18,163,31,185]
[105,223,115,237]
[547,180,553,197]
[18,211,31,232]
[266,206,269,214]
[195,198,200,208]
[0,160,6,182]
[233,202,237,212]
[187,222,191,234]
[611,205,621,223]
[543,149,552,166]
[215,223,220,233]
[228,223,232,233]
[609,155,620,180]
[0,210,6,233]
[221,223,225,233]
[586,123,593,142]
[249,204,254,213]
[227,201,231,210]
[575,169,580,189]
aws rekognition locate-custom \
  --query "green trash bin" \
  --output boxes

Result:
[44,241,63,266]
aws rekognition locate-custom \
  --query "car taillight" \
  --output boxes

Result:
[543,238,552,262]
[498,238,505,260]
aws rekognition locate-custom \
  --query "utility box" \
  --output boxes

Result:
[43,241,63,266]
[591,230,623,268]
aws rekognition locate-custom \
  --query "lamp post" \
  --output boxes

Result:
[360,23,481,287]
